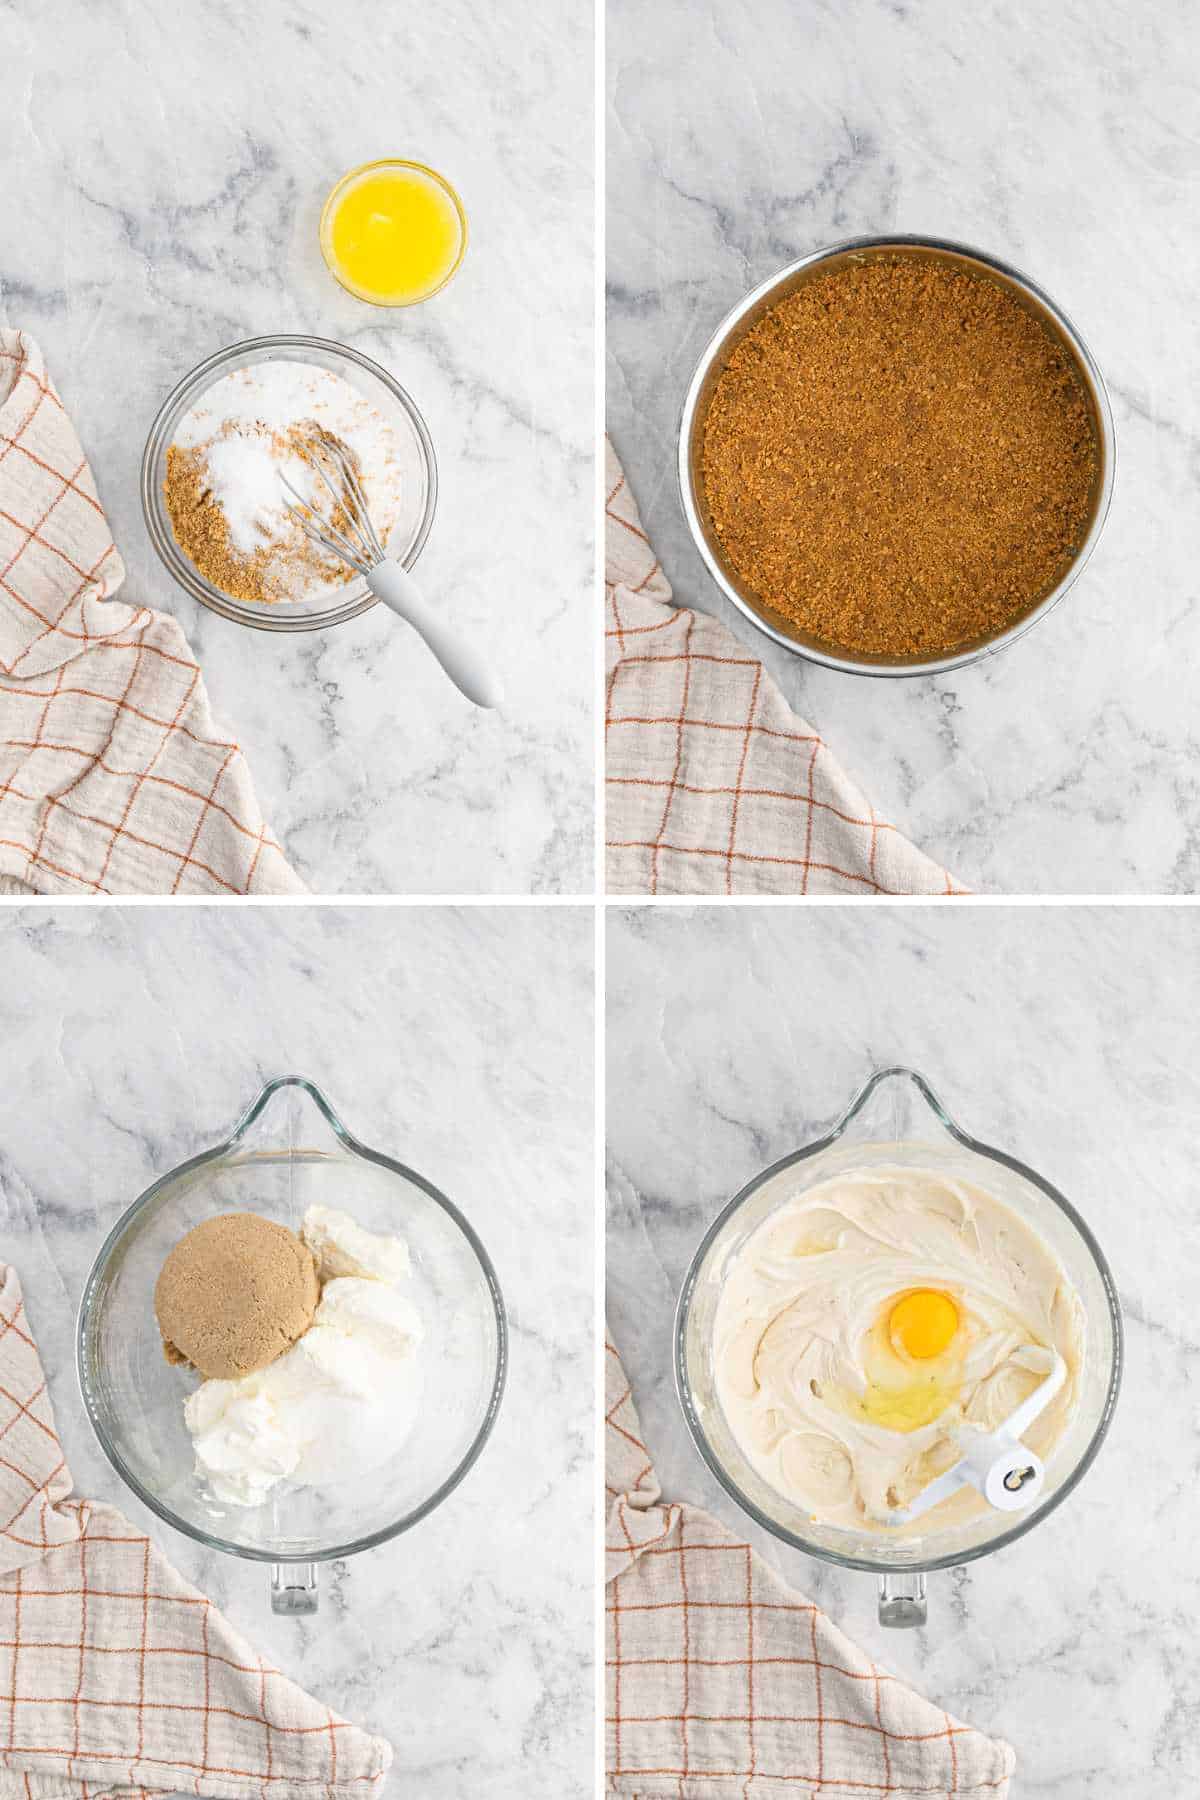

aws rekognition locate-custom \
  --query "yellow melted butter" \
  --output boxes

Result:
[325,166,464,305]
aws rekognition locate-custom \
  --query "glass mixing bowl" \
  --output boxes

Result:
[141,334,437,631]
[77,1076,505,1612]
[675,1067,1122,1626]
[678,234,1116,677]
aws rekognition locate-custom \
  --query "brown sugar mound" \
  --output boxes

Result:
[699,255,1098,660]
[154,1212,319,1379]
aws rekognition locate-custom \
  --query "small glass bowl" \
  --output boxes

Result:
[319,159,468,308]
[141,334,437,632]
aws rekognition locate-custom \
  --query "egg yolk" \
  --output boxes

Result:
[888,1290,959,1361]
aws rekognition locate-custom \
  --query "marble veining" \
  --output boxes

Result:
[0,904,594,1798]
[607,0,1200,893]
[0,0,594,895]
[607,903,1200,1797]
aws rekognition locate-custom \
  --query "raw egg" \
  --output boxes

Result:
[839,1290,964,1432]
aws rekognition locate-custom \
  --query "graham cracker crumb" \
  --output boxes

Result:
[699,254,1099,660]
[164,445,274,603]
[164,424,359,605]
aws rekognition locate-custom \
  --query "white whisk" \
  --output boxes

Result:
[281,437,502,710]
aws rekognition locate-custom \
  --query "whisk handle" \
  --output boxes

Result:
[368,560,503,710]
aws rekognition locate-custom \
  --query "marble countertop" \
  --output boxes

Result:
[0,0,593,896]
[0,903,594,1798]
[607,0,1200,894]
[607,903,1199,1797]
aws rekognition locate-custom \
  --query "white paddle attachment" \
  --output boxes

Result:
[885,1346,1066,1527]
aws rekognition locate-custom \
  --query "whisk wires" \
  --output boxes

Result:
[280,434,386,575]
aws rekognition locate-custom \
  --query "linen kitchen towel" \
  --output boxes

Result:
[605,1334,1014,1799]
[605,442,966,896]
[0,331,304,895]
[0,1263,391,1799]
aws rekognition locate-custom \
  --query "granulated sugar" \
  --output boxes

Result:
[165,360,406,604]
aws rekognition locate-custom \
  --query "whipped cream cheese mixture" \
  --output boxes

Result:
[714,1165,1084,1532]
[166,361,406,604]
[184,1204,423,1507]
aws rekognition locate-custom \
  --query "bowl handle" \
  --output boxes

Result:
[271,1561,319,1615]
[878,1571,927,1629]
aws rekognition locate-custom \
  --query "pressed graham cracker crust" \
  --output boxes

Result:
[699,254,1099,661]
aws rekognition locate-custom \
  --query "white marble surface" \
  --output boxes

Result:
[0,903,594,1798]
[0,0,593,895]
[607,903,1200,1797]
[607,0,1200,894]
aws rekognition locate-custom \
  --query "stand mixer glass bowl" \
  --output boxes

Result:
[674,1067,1122,1627]
[77,1077,506,1613]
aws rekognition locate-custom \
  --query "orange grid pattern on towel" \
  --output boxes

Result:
[604,443,966,898]
[0,332,302,897]
[604,1336,1014,1800]
[0,1265,390,1800]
